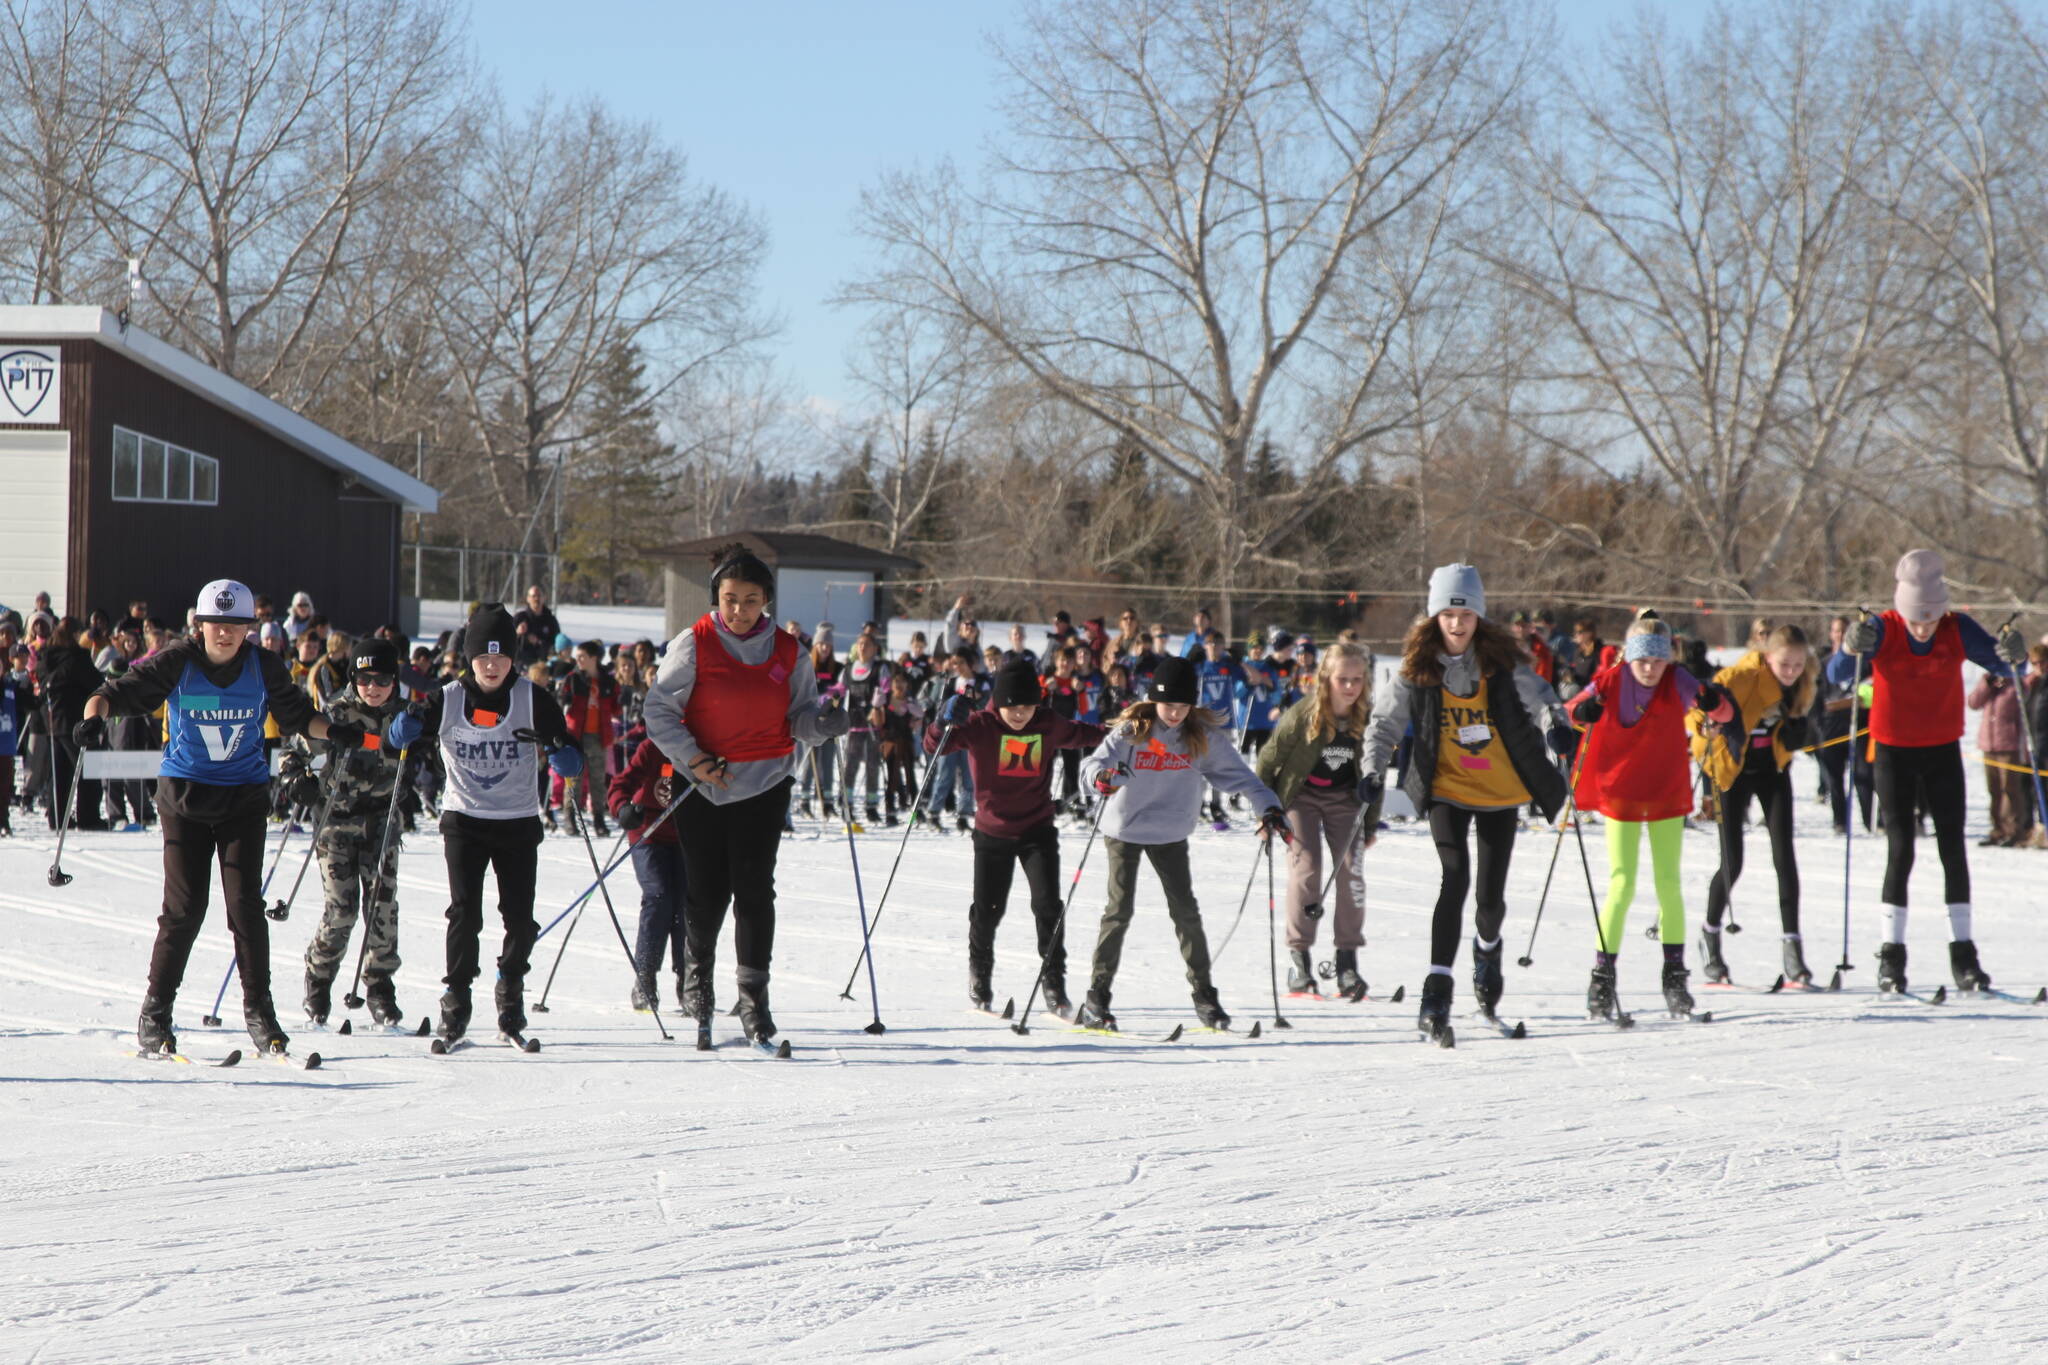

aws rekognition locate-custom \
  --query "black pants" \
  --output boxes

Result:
[1706,759,1799,933]
[149,786,273,1008]
[1055,749,1080,805]
[631,838,687,978]
[1427,804,1519,968]
[1876,741,1969,906]
[441,811,543,992]
[970,821,1065,980]
[46,732,103,830]
[1817,732,1850,830]
[676,778,792,976]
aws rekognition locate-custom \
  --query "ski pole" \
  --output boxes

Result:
[534,786,692,945]
[835,718,957,1000]
[201,795,314,1026]
[270,751,348,921]
[1833,613,1870,991]
[532,829,625,1013]
[1265,836,1291,1031]
[816,744,886,1035]
[1013,750,1122,1035]
[1209,839,1268,962]
[1517,795,1579,968]
[45,734,88,887]
[341,744,413,1015]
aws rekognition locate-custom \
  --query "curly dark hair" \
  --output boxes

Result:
[1398,613,1527,687]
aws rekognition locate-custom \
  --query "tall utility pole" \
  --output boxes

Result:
[413,433,424,599]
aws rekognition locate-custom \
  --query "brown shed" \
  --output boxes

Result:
[0,306,437,630]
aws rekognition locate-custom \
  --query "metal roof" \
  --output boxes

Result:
[0,305,438,513]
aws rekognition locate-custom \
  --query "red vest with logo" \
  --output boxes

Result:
[1573,663,1694,822]
[684,614,800,762]
[1869,611,1965,748]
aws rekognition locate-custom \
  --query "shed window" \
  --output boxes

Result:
[110,425,218,506]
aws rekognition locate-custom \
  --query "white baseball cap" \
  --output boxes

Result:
[193,578,256,624]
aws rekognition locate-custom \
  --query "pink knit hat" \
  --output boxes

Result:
[1893,548,1951,619]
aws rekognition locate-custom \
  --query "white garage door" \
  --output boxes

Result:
[0,429,70,617]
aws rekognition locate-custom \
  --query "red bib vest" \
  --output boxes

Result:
[684,614,800,763]
[1869,610,1965,748]
[1574,663,1694,822]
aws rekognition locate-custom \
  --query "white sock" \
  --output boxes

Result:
[1881,904,1908,945]
[1783,932,1801,942]
[1703,924,1721,936]
[1428,964,1454,978]
[1475,936,1500,952]
[1947,903,1972,942]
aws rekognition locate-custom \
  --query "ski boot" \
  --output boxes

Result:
[438,987,472,1043]
[1416,973,1453,1042]
[1949,940,1991,992]
[968,958,995,1013]
[1192,985,1230,1030]
[1470,939,1503,1014]
[1586,963,1619,1020]
[955,814,970,834]
[1076,986,1117,1032]
[631,972,657,1013]
[884,808,899,828]
[865,802,882,829]
[1700,928,1730,984]
[244,995,290,1054]
[1334,948,1367,1003]
[592,812,610,838]
[364,975,402,1027]
[1040,974,1073,1020]
[495,977,527,1036]
[1875,942,1907,995]
[798,797,814,819]
[303,971,332,1026]
[1781,937,1813,986]
[1286,948,1317,996]
[681,956,714,1023]
[736,967,777,1044]
[137,994,175,1054]
[1661,961,1694,1018]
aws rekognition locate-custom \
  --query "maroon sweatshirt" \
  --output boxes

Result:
[606,737,681,846]
[924,707,1107,838]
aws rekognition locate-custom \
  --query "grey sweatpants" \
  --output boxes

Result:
[1285,784,1365,951]
[1090,837,1212,996]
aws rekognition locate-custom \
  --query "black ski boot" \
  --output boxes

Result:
[1876,942,1907,994]
[1077,985,1116,1031]
[1040,974,1073,1020]
[303,971,332,1026]
[364,975,402,1027]
[1781,937,1812,986]
[1286,948,1317,996]
[244,995,289,1053]
[1334,948,1367,1003]
[1192,985,1230,1030]
[968,958,995,1012]
[736,967,776,1043]
[681,955,713,1023]
[866,802,882,828]
[1470,940,1503,1014]
[439,986,472,1043]
[137,994,175,1054]
[630,973,656,1012]
[1416,973,1453,1041]
[1661,961,1694,1018]
[1586,963,1619,1020]
[1949,940,1991,991]
[1700,929,1730,984]
[495,977,527,1036]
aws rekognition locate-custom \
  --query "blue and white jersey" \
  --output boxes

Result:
[160,649,269,785]
[0,673,20,757]
[1196,660,1240,717]
[439,678,541,819]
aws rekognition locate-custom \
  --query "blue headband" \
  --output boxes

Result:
[1623,631,1672,662]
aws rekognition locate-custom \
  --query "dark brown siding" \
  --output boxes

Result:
[3,340,403,631]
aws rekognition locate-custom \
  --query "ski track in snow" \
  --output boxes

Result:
[3,780,2046,1363]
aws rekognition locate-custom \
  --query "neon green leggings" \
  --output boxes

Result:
[1598,817,1686,951]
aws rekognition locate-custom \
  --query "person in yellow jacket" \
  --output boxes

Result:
[1687,621,1819,986]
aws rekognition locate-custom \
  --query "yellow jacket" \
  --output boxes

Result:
[1687,649,1813,790]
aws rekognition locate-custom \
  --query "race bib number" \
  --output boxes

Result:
[1456,724,1491,747]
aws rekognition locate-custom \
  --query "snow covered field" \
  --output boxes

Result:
[4,763,2046,1363]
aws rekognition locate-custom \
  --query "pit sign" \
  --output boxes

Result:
[0,346,60,422]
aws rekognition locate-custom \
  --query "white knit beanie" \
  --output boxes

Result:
[1427,563,1485,618]
[1893,549,1950,620]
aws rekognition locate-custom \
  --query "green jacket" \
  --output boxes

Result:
[1256,696,1381,827]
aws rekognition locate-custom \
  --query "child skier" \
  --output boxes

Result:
[78,579,365,1055]
[293,637,412,1027]
[833,633,891,826]
[1567,613,1734,1020]
[1844,550,2022,992]
[1689,621,1820,986]
[924,660,1107,1017]
[608,733,686,1011]
[1360,566,1573,1039]
[1077,656,1289,1032]
[386,604,582,1045]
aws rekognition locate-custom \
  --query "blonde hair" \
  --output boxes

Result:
[1626,612,1672,645]
[1113,698,1223,758]
[1756,621,1818,715]
[1312,641,1372,742]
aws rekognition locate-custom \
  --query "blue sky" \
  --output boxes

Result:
[473,1,1639,413]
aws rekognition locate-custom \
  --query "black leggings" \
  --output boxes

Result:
[969,821,1066,978]
[1706,759,1799,933]
[1427,804,1519,968]
[677,777,793,975]
[1875,741,1969,906]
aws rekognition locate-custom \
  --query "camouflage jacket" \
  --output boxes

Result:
[288,688,407,819]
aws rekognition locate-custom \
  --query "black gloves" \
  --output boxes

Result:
[324,721,367,750]
[287,773,322,809]
[1545,724,1575,756]
[617,801,647,831]
[1356,771,1384,807]
[1847,615,1880,654]
[1571,694,1604,726]
[72,715,108,750]
[1258,807,1294,845]
[1695,682,1728,715]
[1776,715,1812,751]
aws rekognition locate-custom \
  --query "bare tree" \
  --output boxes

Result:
[667,362,802,541]
[844,0,1533,635]
[1490,5,1930,629]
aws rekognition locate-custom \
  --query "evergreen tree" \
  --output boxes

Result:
[559,342,675,604]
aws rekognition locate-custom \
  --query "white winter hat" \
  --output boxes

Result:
[290,591,314,609]
[194,578,256,624]
[1893,549,1950,620]
[1427,563,1485,619]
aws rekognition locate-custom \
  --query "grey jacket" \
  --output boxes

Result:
[1361,652,1562,777]
[642,618,850,806]
[1080,722,1280,845]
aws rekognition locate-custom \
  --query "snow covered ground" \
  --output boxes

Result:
[4,758,2046,1362]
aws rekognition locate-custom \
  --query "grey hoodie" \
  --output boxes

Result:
[1080,721,1280,845]
[1362,651,1563,776]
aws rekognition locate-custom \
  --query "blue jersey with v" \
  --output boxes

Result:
[160,649,270,785]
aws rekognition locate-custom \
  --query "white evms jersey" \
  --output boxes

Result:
[438,678,541,819]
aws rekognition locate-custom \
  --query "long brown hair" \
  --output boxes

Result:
[1755,621,1818,716]
[1398,614,1526,687]
[1112,698,1223,758]
[1312,641,1372,742]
